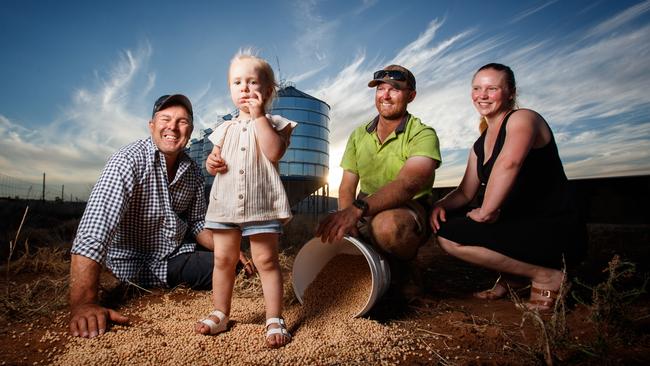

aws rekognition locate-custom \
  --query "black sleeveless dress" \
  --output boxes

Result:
[437,110,587,268]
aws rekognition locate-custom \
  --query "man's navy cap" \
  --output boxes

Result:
[152,94,193,121]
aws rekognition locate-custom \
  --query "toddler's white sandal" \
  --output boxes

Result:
[265,317,292,348]
[198,309,229,335]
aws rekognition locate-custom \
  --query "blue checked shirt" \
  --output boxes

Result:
[71,137,206,287]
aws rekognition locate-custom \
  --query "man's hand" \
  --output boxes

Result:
[315,206,363,243]
[69,255,128,338]
[238,252,256,278]
[69,303,129,338]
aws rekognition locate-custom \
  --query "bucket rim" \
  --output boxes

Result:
[291,235,391,317]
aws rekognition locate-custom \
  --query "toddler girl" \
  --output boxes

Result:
[195,49,296,348]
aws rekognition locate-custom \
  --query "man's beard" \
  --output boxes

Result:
[379,108,406,120]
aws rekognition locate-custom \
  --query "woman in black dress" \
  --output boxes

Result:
[431,63,586,310]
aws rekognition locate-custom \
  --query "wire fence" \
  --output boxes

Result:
[0,173,84,202]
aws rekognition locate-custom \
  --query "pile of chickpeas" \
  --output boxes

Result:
[53,254,428,365]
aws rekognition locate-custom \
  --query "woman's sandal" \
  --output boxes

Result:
[265,317,292,348]
[521,281,571,312]
[526,287,559,310]
[197,309,229,335]
[473,275,528,300]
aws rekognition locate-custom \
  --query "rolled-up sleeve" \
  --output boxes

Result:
[187,165,206,237]
[70,153,135,264]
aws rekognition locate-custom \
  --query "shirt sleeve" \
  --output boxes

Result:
[340,128,360,174]
[70,152,136,264]
[208,122,230,147]
[407,126,442,165]
[268,114,298,132]
[186,164,206,237]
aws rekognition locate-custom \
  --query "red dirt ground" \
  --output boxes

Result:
[1,233,649,365]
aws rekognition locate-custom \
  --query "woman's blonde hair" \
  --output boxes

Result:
[474,63,517,134]
[229,47,278,111]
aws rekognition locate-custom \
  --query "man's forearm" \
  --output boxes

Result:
[69,254,101,307]
[337,171,360,210]
[365,157,437,215]
[195,229,214,251]
[365,179,418,216]
[338,188,356,210]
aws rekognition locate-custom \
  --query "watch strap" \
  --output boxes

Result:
[352,199,369,216]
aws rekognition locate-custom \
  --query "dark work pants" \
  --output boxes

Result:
[167,251,214,290]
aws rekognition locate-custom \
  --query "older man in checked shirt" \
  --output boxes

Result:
[69,95,253,338]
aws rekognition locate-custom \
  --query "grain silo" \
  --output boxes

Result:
[200,128,214,187]
[272,85,330,207]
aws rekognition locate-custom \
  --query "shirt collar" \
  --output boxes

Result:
[365,112,410,134]
[146,137,191,179]
[146,137,189,160]
[145,137,158,157]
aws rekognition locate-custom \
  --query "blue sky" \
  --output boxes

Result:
[1,0,649,199]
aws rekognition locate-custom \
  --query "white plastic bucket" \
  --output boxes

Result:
[292,235,391,317]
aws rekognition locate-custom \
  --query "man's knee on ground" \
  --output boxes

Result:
[371,209,420,260]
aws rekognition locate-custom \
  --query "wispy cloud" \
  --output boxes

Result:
[0,42,155,198]
[3,2,649,201]
[561,121,650,178]
[514,24,650,128]
[584,0,650,38]
[285,64,328,84]
[191,81,233,133]
[305,5,650,190]
[307,19,505,183]
[291,0,340,64]
[353,0,379,15]
[577,1,604,16]
[509,0,559,24]
[310,51,378,143]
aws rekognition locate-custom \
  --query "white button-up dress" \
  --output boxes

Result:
[205,114,296,224]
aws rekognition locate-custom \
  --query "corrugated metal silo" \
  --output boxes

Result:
[271,85,330,206]
[200,128,214,187]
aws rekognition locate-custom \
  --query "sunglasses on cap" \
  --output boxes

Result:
[373,69,407,81]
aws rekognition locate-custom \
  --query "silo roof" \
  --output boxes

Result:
[278,86,330,109]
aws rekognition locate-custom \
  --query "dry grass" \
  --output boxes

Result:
[281,212,327,251]
[7,244,69,275]
[513,272,571,366]
[4,206,28,288]
[232,250,296,305]
[1,277,68,321]
[509,255,650,365]
[572,255,649,360]
[1,246,70,323]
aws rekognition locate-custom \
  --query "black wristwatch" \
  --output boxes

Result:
[352,199,369,216]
